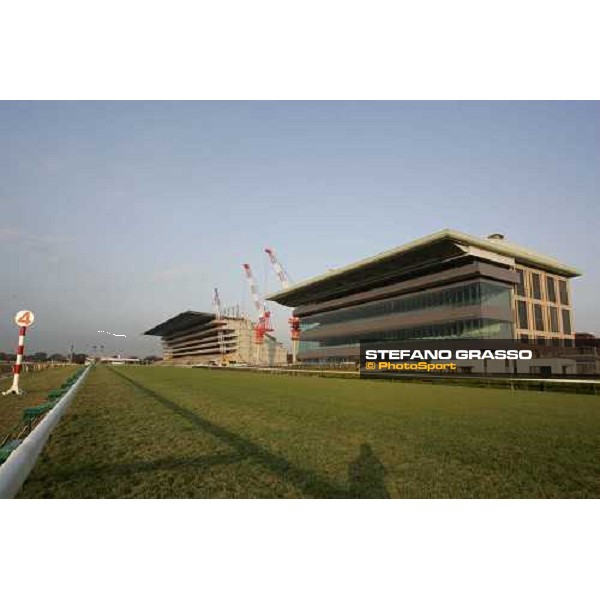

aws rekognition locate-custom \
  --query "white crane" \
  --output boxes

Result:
[265,247,300,364]
[242,263,273,364]
[212,287,227,365]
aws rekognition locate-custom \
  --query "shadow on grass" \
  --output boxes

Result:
[112,369,349,498]
[348,443,390,499]
[110,368,392,499]
[30,452,243,484]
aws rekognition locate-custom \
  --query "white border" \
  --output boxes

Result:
[1,1,599,99]
[1,1,598,597]
[1,501,597,599]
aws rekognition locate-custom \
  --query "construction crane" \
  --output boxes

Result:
[265,247,300,364]
[242,263,273,364]
[212,287,228,366]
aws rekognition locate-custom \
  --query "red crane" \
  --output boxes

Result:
[265,247,300,364]
[242,263,273,363]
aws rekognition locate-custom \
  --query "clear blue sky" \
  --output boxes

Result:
[1,101,598,356]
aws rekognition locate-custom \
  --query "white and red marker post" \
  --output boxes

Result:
[2,310,35,396]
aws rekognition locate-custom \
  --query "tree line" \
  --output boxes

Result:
[0,352,162,364]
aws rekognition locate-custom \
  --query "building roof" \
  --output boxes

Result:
[266,229,582,307]
[144,311,216,337]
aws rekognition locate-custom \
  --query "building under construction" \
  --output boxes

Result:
[144,311,288,366]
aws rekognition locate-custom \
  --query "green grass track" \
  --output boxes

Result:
[18,365,600,498]
[0,366,79,438]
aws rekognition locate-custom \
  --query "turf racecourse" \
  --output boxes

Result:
[0,366,79,436]
[18,365,600,498]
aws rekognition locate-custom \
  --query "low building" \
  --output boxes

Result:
[144,311,288,367]
[452,357,577,376]
[573,333,600,375]
[267,229,582,363]
[98,356,141,365]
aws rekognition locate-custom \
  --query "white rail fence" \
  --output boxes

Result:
[0,365,91,499]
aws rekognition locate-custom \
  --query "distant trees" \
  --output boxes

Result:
[1,351,90,364]
[143,355,161,364]
[3,352,48,362]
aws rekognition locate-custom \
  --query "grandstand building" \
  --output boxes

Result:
[144,311,288,366]
[267,230,582,363]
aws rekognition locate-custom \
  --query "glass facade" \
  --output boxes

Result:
[516,269,526,296]
[517,300,529,330]
[531,273,542,300]
[533,305,545,331]
[299,280,514,354]
[559,280,569,305]
[546,276,556,303]
[299,318,516,353]
[549,306,559,333]
[512,268,572,342]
